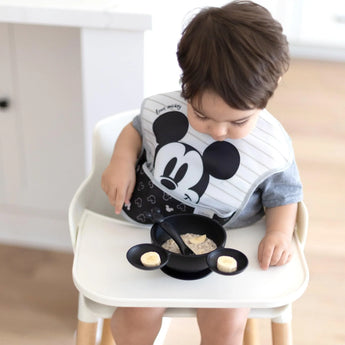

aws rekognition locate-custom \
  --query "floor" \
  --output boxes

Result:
[0,246,78,345]
[1,59,344,345]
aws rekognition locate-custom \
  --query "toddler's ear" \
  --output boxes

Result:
[153,111,189,145]
[203,141,240,180]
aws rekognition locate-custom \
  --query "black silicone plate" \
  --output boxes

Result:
[126,243,169,270]
[207,248,248,276]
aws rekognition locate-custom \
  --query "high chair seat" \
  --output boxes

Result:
[69,110,309,345]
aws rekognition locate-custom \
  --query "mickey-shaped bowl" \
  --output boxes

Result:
[150,213,226,274]
[127,213,249,279]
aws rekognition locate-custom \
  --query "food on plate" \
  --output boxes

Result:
[216,255,237,273]
[140,251,161,267]
[162,233,217,255]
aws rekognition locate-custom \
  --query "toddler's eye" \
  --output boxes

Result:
[195,111,207,121]
[232,119,248,127]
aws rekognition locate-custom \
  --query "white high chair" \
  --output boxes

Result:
[69,110,309,345]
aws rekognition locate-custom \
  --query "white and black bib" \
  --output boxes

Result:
[122,91,292,225]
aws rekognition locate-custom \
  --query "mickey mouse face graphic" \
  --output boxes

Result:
[152,111,240,204]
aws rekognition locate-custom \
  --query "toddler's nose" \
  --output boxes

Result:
[210,123,228,141]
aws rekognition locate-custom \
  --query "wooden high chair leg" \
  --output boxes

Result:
[243,318,260,345]
[100,319,115,345]
[271,321,292,345]
[76,320,98,345]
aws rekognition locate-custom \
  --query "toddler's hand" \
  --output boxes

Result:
[101,158,136,214]
[258,231,293,270]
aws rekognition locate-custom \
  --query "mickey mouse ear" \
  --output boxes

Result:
[203,141,240,180]
[153,112,189,145]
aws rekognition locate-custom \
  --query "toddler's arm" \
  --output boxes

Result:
[258,203,297,270]
[101,123,142,214]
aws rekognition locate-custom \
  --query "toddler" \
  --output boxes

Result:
[102,1,303,344]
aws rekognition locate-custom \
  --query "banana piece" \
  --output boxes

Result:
[189,234,207,244]
[217,255,237,273]
[140,251,161,267]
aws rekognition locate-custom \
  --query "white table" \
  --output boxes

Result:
[73,210,309,310]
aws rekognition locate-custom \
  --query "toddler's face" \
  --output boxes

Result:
[187,90,260,140]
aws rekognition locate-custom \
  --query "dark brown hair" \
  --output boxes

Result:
[177,0,290,109]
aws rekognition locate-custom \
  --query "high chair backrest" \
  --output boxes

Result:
[68,110,138,249]
[91,110,138,187]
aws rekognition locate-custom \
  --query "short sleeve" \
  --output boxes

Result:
[260,159,303,208]
[131,114,142,136]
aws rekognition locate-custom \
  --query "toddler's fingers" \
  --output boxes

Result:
[124,180,136,205]
[106,188,116,206]
[257,241,264,265]
[275,250,289,266]
[277,250,294,266]
[270,247,284,266]
[114,193,125,214]
[259,243,274,270]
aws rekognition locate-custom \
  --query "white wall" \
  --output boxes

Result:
[143,0,228,97]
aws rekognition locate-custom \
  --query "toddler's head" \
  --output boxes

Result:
[177,0,289,110]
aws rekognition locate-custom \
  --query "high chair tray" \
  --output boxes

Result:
[73,210,308,308]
